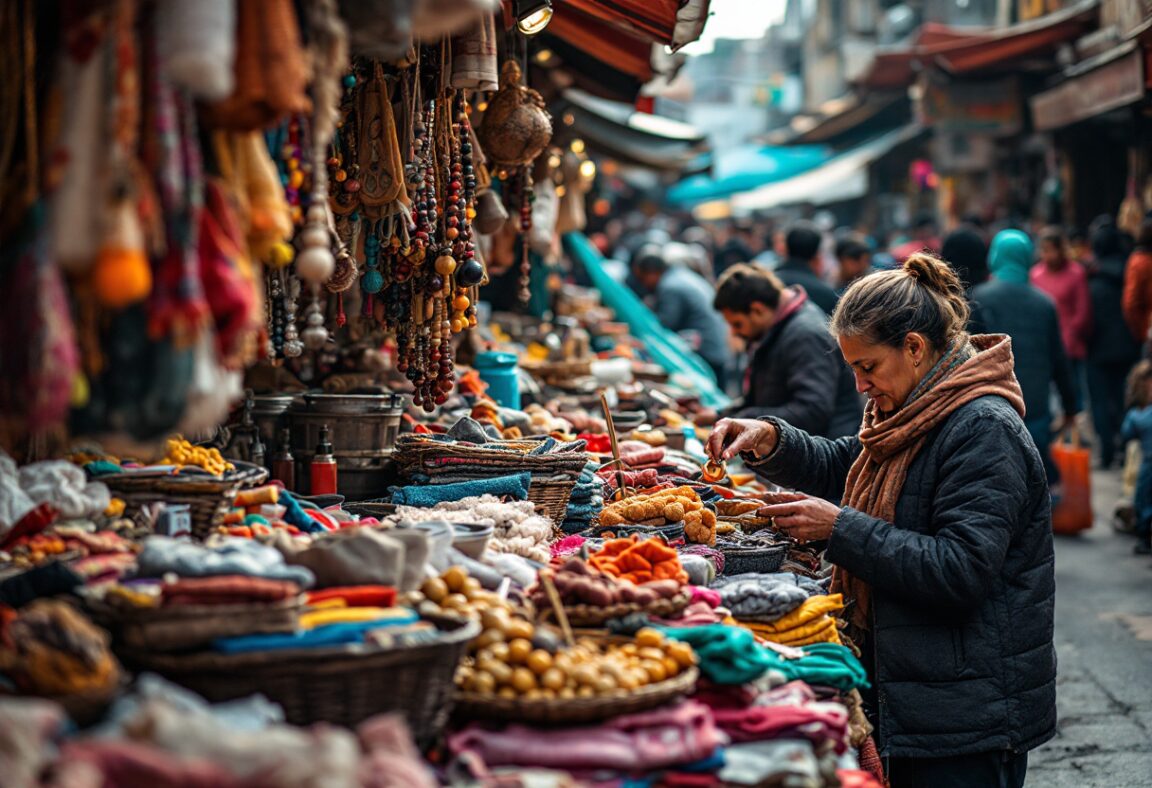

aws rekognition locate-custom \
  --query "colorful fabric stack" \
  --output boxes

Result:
[742,594,845,647]
[560,461,605,534]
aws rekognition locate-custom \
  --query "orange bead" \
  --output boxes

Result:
[451,318,466,333]
[453,295,471,311]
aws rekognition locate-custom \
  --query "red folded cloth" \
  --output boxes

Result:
[306,586,397,608]
[161,575,299,606]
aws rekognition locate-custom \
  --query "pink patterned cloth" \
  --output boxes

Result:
[448,701,721,772]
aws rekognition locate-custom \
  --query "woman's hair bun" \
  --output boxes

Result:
[902,252,963,297]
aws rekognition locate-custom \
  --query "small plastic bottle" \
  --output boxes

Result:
[309,425,338,495]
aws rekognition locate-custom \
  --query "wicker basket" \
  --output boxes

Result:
[121,615,479,747]
[456,666,698,725]
[394,435,587,528]
[102,462,269,539]
[87,596,304,653]
[536,589,692,628]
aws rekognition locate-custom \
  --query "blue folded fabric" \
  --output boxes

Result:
[390,472,532,506]
[280,491,328,534]
[213,613,418,654]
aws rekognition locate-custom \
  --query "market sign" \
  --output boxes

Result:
[1031,47,1145,131]
[920,76,1023,137]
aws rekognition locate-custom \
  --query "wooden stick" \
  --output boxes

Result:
[540,570,575,648]
[599,391,627,500]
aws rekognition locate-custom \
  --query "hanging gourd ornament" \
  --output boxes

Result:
[295,205,336,285]
[92,200,153,308]
[476,61,552,170]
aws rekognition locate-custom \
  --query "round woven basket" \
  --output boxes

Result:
[120,615,479,747]
[455,666,698,725]
[102,462,269,539]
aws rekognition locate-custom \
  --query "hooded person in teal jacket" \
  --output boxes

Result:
[971,230,1078,485]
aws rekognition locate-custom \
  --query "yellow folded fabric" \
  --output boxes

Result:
[751,593,844,634]
[299,607,403,629]
[745,615,842,647]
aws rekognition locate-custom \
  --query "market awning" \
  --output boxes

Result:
[1031,41,1145,131]
[539,34,645,103]
[732,125,924,212]
[666,144,830,206]
[547,4,655,82]
[552,89,710,175]
[854,2,1099,88]
[770,92,910,146]
[561,0,710,51]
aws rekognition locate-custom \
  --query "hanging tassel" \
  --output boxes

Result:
[92,199,152,308]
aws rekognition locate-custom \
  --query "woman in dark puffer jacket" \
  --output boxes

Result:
[708,254,1056,788]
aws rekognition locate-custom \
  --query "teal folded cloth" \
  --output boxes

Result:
[776,642,869,692]
[213,612,419,654]
[662,626,869,691]
[390,473,531,506]
[662,624,778,685]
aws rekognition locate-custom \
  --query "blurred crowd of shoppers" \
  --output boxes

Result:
[593,206,1152,554]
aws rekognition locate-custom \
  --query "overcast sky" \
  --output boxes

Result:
[682,0,788,55]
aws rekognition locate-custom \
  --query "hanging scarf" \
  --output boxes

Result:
[834,334,1025,635]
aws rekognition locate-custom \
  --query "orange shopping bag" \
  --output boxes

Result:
[1050,429,1093,534]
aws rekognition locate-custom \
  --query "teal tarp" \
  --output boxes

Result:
[563,233,732,410]
[666,144,829,207]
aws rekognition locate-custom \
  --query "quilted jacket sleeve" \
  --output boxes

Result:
[825,407,1031,614]
[746,418,860,501]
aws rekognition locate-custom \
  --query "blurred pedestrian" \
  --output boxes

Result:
[940,227,989,332]
[708,263,861,438]
[1122,361,1152,555]
[1031,226,1091,411]
[774,221,840,315]
[972,230,1078,487]
[1121,216,1152,351]
[834,235,874,293]
[630,244,732,386]
[1086,219,1143,468]
[715,220,756,276]
[890,213,942,262]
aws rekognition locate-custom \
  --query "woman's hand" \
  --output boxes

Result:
[759,492,842,543]
[706,418,779,462]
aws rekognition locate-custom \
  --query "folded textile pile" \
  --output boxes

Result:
[160,576,300,607]
[741,593,844,647]
[695,680,850,753]
[712,573,825,623]
[772,643,870,693]
[44,691,437,788]
[448,700,721,773]
[390,473,531,506]
[136,537,315,588]
[662,624,780,686]
[560,461,605,534]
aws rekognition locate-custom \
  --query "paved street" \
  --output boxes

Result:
[1028,469,1152,786]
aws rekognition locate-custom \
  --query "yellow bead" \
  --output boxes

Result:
[289,169,304,189]
[334,169,347,183]
[435,255,457,276]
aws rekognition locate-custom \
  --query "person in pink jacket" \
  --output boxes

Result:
[1031,226,1092,409]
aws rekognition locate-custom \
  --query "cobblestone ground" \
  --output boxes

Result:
[1027,468,1152,786]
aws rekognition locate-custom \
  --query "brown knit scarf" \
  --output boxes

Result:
[834,334,1025,634]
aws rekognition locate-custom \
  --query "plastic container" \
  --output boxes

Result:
[474,351,520,408]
